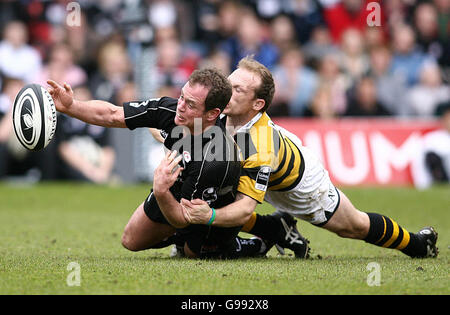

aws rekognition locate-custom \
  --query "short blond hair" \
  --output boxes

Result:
[237,56,275,112]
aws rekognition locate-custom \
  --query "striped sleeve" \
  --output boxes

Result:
[237,165,272,203]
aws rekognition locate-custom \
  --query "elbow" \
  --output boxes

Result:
[242,210,254,224]
[169,219,189,229]
[236,197,258,226]
[239,211,254,226]
[163,208,189,228]
[105,105,125,128]
[239,209,254,226]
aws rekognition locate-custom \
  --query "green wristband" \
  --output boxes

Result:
[207,208,216,226]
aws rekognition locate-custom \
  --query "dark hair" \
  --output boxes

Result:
[188,68,232,112]
[435,101,450,117]
[237,56,275,112]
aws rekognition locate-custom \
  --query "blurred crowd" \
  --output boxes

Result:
[0,0,449,183]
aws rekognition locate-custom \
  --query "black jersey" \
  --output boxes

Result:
[123,97,241,209]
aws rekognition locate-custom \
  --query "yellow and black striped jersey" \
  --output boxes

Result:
[228,112,305,203]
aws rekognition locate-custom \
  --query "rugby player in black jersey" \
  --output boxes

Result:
[47,69,271,259]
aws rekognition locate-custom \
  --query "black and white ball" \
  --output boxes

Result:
[12,83,57,151]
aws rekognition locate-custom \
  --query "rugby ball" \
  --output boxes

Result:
[12,83,57,151]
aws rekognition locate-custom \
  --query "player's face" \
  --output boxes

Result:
[225,68,261,118]
[175,82,209,133]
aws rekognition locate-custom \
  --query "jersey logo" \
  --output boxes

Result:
[328,187,335,201]
[202,187,218,205]
[160,130,168,139]
[255,166,271,191]
[183,151,191,163]
[128,98,161,108]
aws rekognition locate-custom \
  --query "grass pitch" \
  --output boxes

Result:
[0,183,448,295]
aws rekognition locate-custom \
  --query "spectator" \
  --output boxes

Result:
[303,83,337,119]
[413,101,450,189]
[344,75,391,116]
[302,25,340,69]
[155,37,198,98]
[338,28,370,86]
[317,53,349,115]
[89,38,133,103]
[186,0,221,53]
[414,2,446,65]
[390,23,436,86]
[153,25,178,44]
[434,0,450,44]
[406,62,450,117]
[219,8,279,71]
[369,45,409,116]
[271,45,319,116]
[63,10,104,77]
[56,86,116,184]
[147,0,178,31]
[24,0,53,59]
[116,81,138,108]
[363,25,387,51]
[0,78,27,178]
[383,0,412,29]
[270,14,299,53]
[216,0,242,40]
[321,0,385,43]
[199,49,231,76]
[253,0,285,19]
[433,0,450,73]
[0,21,42,84]
[0,1,25,31]
[288,0,325,44]
[34,43,87,88]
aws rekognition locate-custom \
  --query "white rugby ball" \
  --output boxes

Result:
[12,83,57,151]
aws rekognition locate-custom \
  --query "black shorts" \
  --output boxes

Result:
[143,190,242,258]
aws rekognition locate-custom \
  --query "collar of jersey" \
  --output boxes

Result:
[235,112,263,133]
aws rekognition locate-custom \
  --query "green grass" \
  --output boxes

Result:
[0,183,448,295]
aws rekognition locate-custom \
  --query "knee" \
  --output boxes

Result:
[183,243,198,259]
[121,226,140,252]
[334,214,369,239]
[325,210,369,240]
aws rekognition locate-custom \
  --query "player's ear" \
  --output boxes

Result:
[253,98,265,112]
[205,108,221,122]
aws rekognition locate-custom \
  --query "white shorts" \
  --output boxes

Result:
[264,145,340,226]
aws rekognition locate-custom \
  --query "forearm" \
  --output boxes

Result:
[153,190,189,229]
[212,194,256,227]
[64,99,126,128]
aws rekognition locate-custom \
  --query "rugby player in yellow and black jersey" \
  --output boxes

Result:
[181,57,438,259]
[227,111,305,205]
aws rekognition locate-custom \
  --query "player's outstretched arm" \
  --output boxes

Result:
[181,193,257,227]
[47,80,126,128]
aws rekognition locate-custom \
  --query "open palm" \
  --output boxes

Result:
[46,80,74,114]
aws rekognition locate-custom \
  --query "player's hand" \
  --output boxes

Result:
[180,198,212,225]
[46,80,74,114]
[153,150,183,195]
